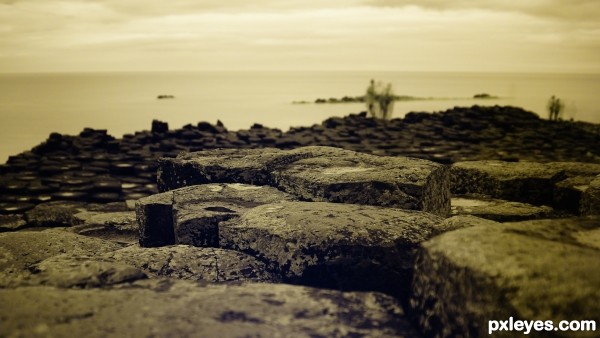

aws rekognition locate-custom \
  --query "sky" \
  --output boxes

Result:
[0,0,599,73]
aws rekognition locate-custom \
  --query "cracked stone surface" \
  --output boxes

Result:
[410,216,600,338]
[102,244,277,283]
[0,279,420,338]
[451,195,555,222]
[172,184,296,247]
[25,201,90,227]
[220,201,443,297]
[158,146,451,217]
[0,229,124,288]
[450,160,566,206]
[136,184,296,248]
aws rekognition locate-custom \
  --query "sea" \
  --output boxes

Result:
[1,71,599,164]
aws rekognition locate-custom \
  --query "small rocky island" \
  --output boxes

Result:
[0,105,599,337]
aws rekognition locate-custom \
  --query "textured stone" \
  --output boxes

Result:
[553,176,595,214]
[136,191,174,247]
[157,148,294,191]
[0,280,418,338]
[102,244,277,283]
[28,254,146,288]
[0,214,27,232]
[410,217,600,338]
[25,201,89,227]
[66,211,138,244]
[220,201,443,297]
[451,160,566,206]
[272,148,450,216]
[158,146,450,217]
[172,184,295,246]
[581,175,600,215]
[0,229,123,287]
[451,195,555,222]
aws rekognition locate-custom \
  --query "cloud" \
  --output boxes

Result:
[366,0,600,22]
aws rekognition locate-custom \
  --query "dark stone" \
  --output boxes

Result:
[136,192,175,247]
[220,201,443,298]
[151,119,168,133]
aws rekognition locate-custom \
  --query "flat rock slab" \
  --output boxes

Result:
[581,175,600,215]
[173,184,295,246]
[451,195,555,222]
[0,229,124,288]
[136,184,295,248]
[157,148,297,191]
[158,146,450,216]
[451,160,566,206]
[67,211,138,244]
[410,217,600,338]
[102,244,277,283]
[0,280,419,338]
[27,254,147,288]
[24,201,90,227]
[220,201,443,297]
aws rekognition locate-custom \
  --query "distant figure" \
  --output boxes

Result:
[547,95,564,121]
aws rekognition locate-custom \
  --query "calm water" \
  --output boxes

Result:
[1,71,599,163]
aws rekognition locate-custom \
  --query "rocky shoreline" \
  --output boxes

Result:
[1,105,599,337]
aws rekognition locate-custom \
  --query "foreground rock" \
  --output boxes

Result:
[0,229,124,287]
[136,184,295,247]
[220,201,443,297]
[410,217,600,338]
[0,280,420,338]
[158,146,451,216]
[102,245,277,283]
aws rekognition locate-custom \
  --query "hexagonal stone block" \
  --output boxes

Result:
[158,146,450,216]
[220,201,443,297]
[451,160,566,206]
[410,217,600,338]
[172,183,295,247]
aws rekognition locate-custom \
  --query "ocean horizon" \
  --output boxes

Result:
[1,70,599,163]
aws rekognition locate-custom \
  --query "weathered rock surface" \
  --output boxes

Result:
[410,217,600,338]
[451,195,555,222]
[157,148,295,191]
[172,184,295,246]
[0,214,27,232]
[220,201,443,297]
[24,201,90,227]
[136,191,174,247]
[28,254,147,288]
[273,148,450,216]
[0,229,123,287]
[158,147,451,216]
[451,160,566,206]
[0,280,419,338]
[66,210,138,244]
[102,244,277,283]
[581,175,600,215]
[136,184,296,248]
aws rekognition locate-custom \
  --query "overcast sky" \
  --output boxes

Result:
[1,0,598,73]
